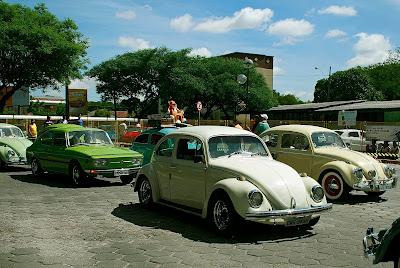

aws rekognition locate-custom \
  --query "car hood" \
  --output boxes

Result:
[211,156,311,210]
[67,145,141,158]
[0,137,32,157]
[314,147,384,177]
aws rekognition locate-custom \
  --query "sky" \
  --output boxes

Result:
[9,0,400,101]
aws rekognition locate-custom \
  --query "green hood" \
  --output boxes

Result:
[0,137,33,158]
[67,145,141,158]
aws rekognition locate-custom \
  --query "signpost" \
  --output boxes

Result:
[196,101,202,126]
[68,88,88,116]
[338,110,357,127]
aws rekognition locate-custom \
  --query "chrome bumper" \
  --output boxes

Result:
[6,158,28,165]
[353,177,397,192]
[245,203,332,221]
[84,167,140,178]
[363,228,379,259]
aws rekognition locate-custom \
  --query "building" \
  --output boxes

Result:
[31,96,65,112]
[220,52,274,91]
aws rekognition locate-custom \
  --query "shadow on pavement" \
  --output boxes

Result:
[331,192,388,205]
[10,173,124,188]
[112,203,316,244]
[0,165,30,172]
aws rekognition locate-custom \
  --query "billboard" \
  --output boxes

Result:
[68,88,87,116]
[366,125,400,142]
[338,110,357,127]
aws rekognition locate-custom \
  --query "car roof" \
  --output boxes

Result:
[267,124,335,135]
[0,123,20,128]
[141,127,178,136]
[45,124,101,132]
[169,126,258,138]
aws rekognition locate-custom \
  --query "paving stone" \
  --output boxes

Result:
[88,247,118,254]
[126,262,160,268]
[145,250,172,257]
[10,248,40,255]
[91,252,123,261]
[150,256,181,264]
[122,253,151,262]
[94,260,128,268]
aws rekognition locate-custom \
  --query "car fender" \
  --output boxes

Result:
[374,218,400,264]
[202,178,272,219]
[319,161,354,187]
[301,176,328,206]
[0,146,9,162]
[134,164,160,202]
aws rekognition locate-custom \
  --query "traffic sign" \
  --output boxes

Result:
[196,101,202,111]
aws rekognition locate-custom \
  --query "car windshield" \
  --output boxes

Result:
[0,127,24,138]
[311,132,346,148]
[208,135,268,158]
[68,130,112,146]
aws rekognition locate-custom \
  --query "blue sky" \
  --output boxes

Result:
[9,0,400,101]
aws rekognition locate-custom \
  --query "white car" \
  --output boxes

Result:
[334,129,370,152]
[134,126,332,233]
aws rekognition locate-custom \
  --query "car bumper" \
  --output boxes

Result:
[84,167,140,178]
[353,177,397,192]
[6,158,28,165]
[245,203,332,226]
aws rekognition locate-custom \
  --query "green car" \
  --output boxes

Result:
[26,124,143,185]
[0,123,32,168]
[364,217,400,268]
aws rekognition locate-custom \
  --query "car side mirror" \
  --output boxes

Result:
[193,155,205,163]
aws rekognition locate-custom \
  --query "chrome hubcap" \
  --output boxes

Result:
[328,179,339,190]
[72,166,80,183]
[213,200,229,231]
[139,180,151,203]
[32,160,38,174]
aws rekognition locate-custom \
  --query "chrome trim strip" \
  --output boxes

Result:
[245,203,332,219]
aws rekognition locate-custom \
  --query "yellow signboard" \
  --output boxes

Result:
[68,88,87,116]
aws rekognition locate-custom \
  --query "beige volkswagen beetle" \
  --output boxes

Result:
[134,126,332,233]
[260,125,397,201]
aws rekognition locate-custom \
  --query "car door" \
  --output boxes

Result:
[347,131,362,151]
[35,131,54,171]
[275,132,312,175]
[153,137,176,201]
[49,132,69,173]
[170,137,206,210]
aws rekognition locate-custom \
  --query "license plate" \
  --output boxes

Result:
[114,169,129,176]
[378,183,392,191]
[286,216,311,226]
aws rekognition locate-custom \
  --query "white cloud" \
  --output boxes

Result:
[143,4,152,11]
[274,66,285,75]
[325,29,347,39]
[188,47,212,57]
[347,33,392,67]
[118,36,151,50]
[115,10,136,20]
[318,5,357,16]
[267,19,314,45]
[193,7,273,33]
[170,14,195,32]
[69,77,97,89]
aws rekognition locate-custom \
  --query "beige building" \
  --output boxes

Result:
[221,52,273,90]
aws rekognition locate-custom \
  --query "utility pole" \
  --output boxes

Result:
[327,66,332,101]
[65,84,69,118]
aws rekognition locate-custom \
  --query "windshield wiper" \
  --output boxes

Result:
[228,151,245,158]
[250,152,268,156]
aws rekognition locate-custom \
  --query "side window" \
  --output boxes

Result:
[40,131,54,146]
[282,133,309,151]
[335,131,343,136]
[348,132,359,138]
[54,132,66,147]
[135,134,149,144]
[263,133,279,148]
[156,137,176,157]
[176,138,204,161]
[151,134,163,145]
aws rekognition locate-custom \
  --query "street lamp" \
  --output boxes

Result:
[315,66,332,100]
[237,57,254,128]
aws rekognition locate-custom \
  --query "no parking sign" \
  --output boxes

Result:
[196,101,202,111]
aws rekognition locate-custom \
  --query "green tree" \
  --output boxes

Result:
[363,62,400,100]
[314,68,383,102]
[273,90,304,105]
[0,2,88,112]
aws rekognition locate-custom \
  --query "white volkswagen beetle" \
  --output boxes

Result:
[134,126,332,233]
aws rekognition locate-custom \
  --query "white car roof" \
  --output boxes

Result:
[171,126,258,139]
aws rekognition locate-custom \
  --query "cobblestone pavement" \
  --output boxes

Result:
[1,166,399,268]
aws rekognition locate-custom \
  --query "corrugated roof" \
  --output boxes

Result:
[316,100,400,112]
[268,100,365,111]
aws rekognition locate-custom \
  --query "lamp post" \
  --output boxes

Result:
[315,66,332,100]
[237,57,254,128]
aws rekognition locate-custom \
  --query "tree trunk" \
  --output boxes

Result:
[0,86,19,113]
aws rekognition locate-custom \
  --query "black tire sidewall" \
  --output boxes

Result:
[71,163,84,186]
[138,178,152,206]
[209,194,237,234]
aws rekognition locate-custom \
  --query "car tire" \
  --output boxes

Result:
[209,193,238,234]
[0,159,7,170]
[366,191,385,198]
[394,256,399,268]
[138,177,153,206]
[31,158,43,177]
[120,175,134,184]
[321,171,349,200]
[70,162,86,186]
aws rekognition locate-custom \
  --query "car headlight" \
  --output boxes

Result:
[352,167,364,181]
[248,189,263,208]
[132,158,142,166]
[311,185,324,203]
[7,150,16,159]
[384,166,396,178]
[93,159,107,166]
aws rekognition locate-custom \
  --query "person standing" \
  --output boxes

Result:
[390,141,399,154]
[28,119,37,140]
[254,114,270,135]
[77,114,84,126]
[44,116,53,127]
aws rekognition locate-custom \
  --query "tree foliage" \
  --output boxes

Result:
[0,2,88,111]
[88,47,276,119]
[314,68,383,102]
[273,90,304,105]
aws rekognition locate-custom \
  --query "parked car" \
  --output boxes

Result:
[260,125,397,200]
[98,125,116,141]
[26,124,143,185]
[334,129,369,152]
[134,126,332,233]
[130,127,178,165]
[363,217,400,268]
[120,126,141,144]
[0,123,32,168]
